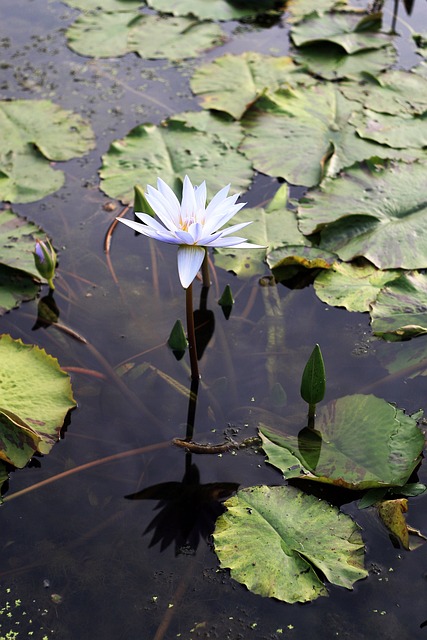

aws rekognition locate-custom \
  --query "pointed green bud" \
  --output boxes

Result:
[218,284,234,308]
[300,344,326,406]
[168,319,188,352]
[134,185,156,218]
[34,239,57,290]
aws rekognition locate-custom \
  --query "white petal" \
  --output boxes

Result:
[188,221,203,242]
[175,229,196,244]
[204,235,249,247]
[194,181,207,212]
[117,218,180,244]
[145,188,180,230]
[177,245,206,289]
[205,184,231,215]
[135,212,170,234]
[217,220,252,236]
[181,176,197,217]
[202,202,246,235]
[156,178,181,218]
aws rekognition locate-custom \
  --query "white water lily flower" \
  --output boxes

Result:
[118,175,262,289]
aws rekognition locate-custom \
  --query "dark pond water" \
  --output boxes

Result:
[1,0,427,638]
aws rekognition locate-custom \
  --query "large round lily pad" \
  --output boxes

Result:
[0,100,95,203]
[298,162,427,269]
[260,394,424,489]
[214,485,367,603]
[100,111,253,203]
[67,11,226,60]
[0,335,76,468]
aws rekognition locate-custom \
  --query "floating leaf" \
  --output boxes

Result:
[214,485,367,603]
[0,100,95,203]
[370,272,427,340]
[0,335,76,468]
[377,499,410,549]
[100,111,252,204]
[67,12,226,60]
[191,53,315,119]
[0,266,39,315]
[314,262,401,312]
[287,0,349,22]
[350,108,427,149]
[241,84,411,187]
[147,0,279,21]
[0,209,48,279]
[260,394,424,489]
[294,43,397,81]
[298,162,427,269]
[291,12,392,54]
[340,70,427,116]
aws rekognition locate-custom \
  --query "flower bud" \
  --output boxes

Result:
[34,239,57,290]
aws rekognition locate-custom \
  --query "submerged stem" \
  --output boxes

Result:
[186,283,200,380]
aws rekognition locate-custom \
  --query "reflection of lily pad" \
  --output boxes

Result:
[67,12,226,60]
[214,485,367,603]
[294,43,397,80]
[260,394,424,489]
[0,335,76,468]
[370,272,427,340]
[0,100,95,203]
[291,12,392,53]
[100,111,252,204]
[147,0,279,20]
[241,84,407,187]
[191,53,314,119]
[314,262,401,312]
[298,162,427,269]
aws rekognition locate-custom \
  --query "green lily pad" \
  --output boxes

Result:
[291,12,392,54]
[298,162,427,269]
[0,335,76,468]
[0,209,47,279]
[260,394,424,489]
[214,485,367,603]
[241,84,409,187]
[350,108,427,149]
[286,0,349,23]
[294,43,397,81]
[100,111,252,204]
[147,0,279,21]
[370,272,427,340]
[191,53,315,120]
[0,265,39,315]
[67,12,226,60]
[0,100,95,203]
[340,70,427,116]
[213,184,288,278]
[314,262,402,312]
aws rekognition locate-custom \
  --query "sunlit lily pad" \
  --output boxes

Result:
[191,53,315,120]
[291,12,392,53]
[340,70,427,116]
[350,108,427,149]
[100,111,252,204]
[314,262,401,312]
[67,12,226,60]
[286,0,349,22]
[0,100,95,203]
[147,0,279,20]
[0,335,76,468]
[298,162,427,269]
[214,485,367,603]
[294,43,397,80]
[240,84,409,187]
[370,272,427,340]
[260,394,424,489]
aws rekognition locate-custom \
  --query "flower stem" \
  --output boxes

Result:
[186,283,200,380]
[201,250,210,288]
